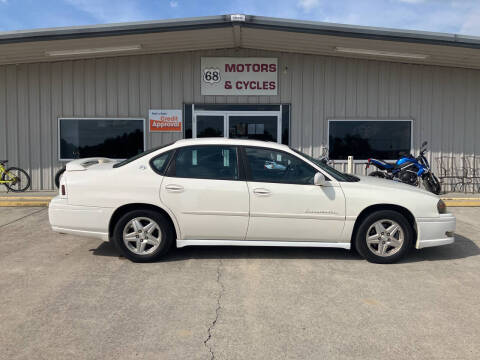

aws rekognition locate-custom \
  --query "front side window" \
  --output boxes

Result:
[172,146,238,180]
[244,147,316,185]
[59,118,145,160]
[329,120,412,160]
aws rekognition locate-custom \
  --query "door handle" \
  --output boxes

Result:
[253,188,271,196]
[165,184,184,192]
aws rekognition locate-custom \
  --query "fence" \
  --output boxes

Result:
[331,155,480,194]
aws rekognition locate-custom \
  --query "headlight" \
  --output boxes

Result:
[437,199,447,214]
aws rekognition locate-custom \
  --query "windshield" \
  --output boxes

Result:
[291,148,359,182]
[113,143,173,168]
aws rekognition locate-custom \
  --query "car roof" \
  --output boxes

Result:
[173,138,291,151]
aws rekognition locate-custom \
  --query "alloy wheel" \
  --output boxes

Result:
[122,217,162,255]
[366,219,404,257]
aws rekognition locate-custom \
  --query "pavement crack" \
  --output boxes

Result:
[0,208,46,228]
[204,259,224,360]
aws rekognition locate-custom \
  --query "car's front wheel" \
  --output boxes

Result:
[112,209,174,262]
[355,210,414,264]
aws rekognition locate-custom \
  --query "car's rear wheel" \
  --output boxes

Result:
[355,210,413,264]
[112,209,174,262]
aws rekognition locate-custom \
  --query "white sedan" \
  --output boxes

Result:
[49,138,455,263]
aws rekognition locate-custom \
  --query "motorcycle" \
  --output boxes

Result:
[366,141,442,195]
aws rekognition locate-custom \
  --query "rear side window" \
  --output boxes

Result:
[150,151,173,175]
[170,146,239,180]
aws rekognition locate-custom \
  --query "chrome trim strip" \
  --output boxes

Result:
[250,212,345,221]
[181,211,249,217]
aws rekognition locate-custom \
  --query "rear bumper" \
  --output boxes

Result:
[415,213,456,249]
[48,196,112,241]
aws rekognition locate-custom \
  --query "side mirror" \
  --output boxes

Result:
[314,172,326,186]
[422,141,428,147]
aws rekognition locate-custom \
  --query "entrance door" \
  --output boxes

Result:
[228,115,280,142]
[193,110,282,143]
[194,114,225,138]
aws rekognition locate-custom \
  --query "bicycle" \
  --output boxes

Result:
[0,160,31,192]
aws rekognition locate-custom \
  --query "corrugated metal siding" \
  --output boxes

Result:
[1,49,480,191]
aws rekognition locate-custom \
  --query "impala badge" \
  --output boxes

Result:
[305,209,338,215]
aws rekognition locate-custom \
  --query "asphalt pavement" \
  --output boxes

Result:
[0,207,479,359]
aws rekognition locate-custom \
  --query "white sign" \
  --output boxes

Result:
[201,57,278,96]
[149,109,182,132]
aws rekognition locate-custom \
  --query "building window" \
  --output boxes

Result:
[59,118,145,161]
[328,120,412,160]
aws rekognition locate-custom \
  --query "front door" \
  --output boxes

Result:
[160,145,249,240]
[242,146,346,242]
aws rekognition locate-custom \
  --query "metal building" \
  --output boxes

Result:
[1,14,480,191]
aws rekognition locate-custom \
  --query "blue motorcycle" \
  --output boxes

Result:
[366,141,442,195]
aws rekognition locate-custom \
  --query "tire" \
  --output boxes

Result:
[112,209,174,262]
[369,171,386,178]
[2,167,31,192]
[423,173,442,195]
[355,210,414,264]
[54,167,66,189]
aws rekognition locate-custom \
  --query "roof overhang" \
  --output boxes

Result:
[1,14,480,69]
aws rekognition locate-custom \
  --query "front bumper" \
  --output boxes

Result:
[415,213,456,249]
[48,196,112,241]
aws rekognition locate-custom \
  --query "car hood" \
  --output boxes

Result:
[339,175,440,218]
[352,175,433,195]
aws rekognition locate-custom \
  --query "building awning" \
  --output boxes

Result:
[1,14,480,69]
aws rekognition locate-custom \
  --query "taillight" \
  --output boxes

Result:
[61,184,66,196]
[437,199,447,214]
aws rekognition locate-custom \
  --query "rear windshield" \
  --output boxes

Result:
[113,143,173,168]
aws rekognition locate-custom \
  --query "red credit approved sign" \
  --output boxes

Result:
[149,110,182,132]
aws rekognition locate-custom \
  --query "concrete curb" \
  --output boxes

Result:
[443,199,480,207]
[0,200,51,207]
[0,196,52,207]
[0,196,54,200]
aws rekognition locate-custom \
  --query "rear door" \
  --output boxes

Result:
[160,145,249,240]
[242,146,346,242]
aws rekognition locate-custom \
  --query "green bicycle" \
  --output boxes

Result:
[0,160,31,192]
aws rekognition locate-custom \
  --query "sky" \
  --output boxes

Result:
[1,0,480,36]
